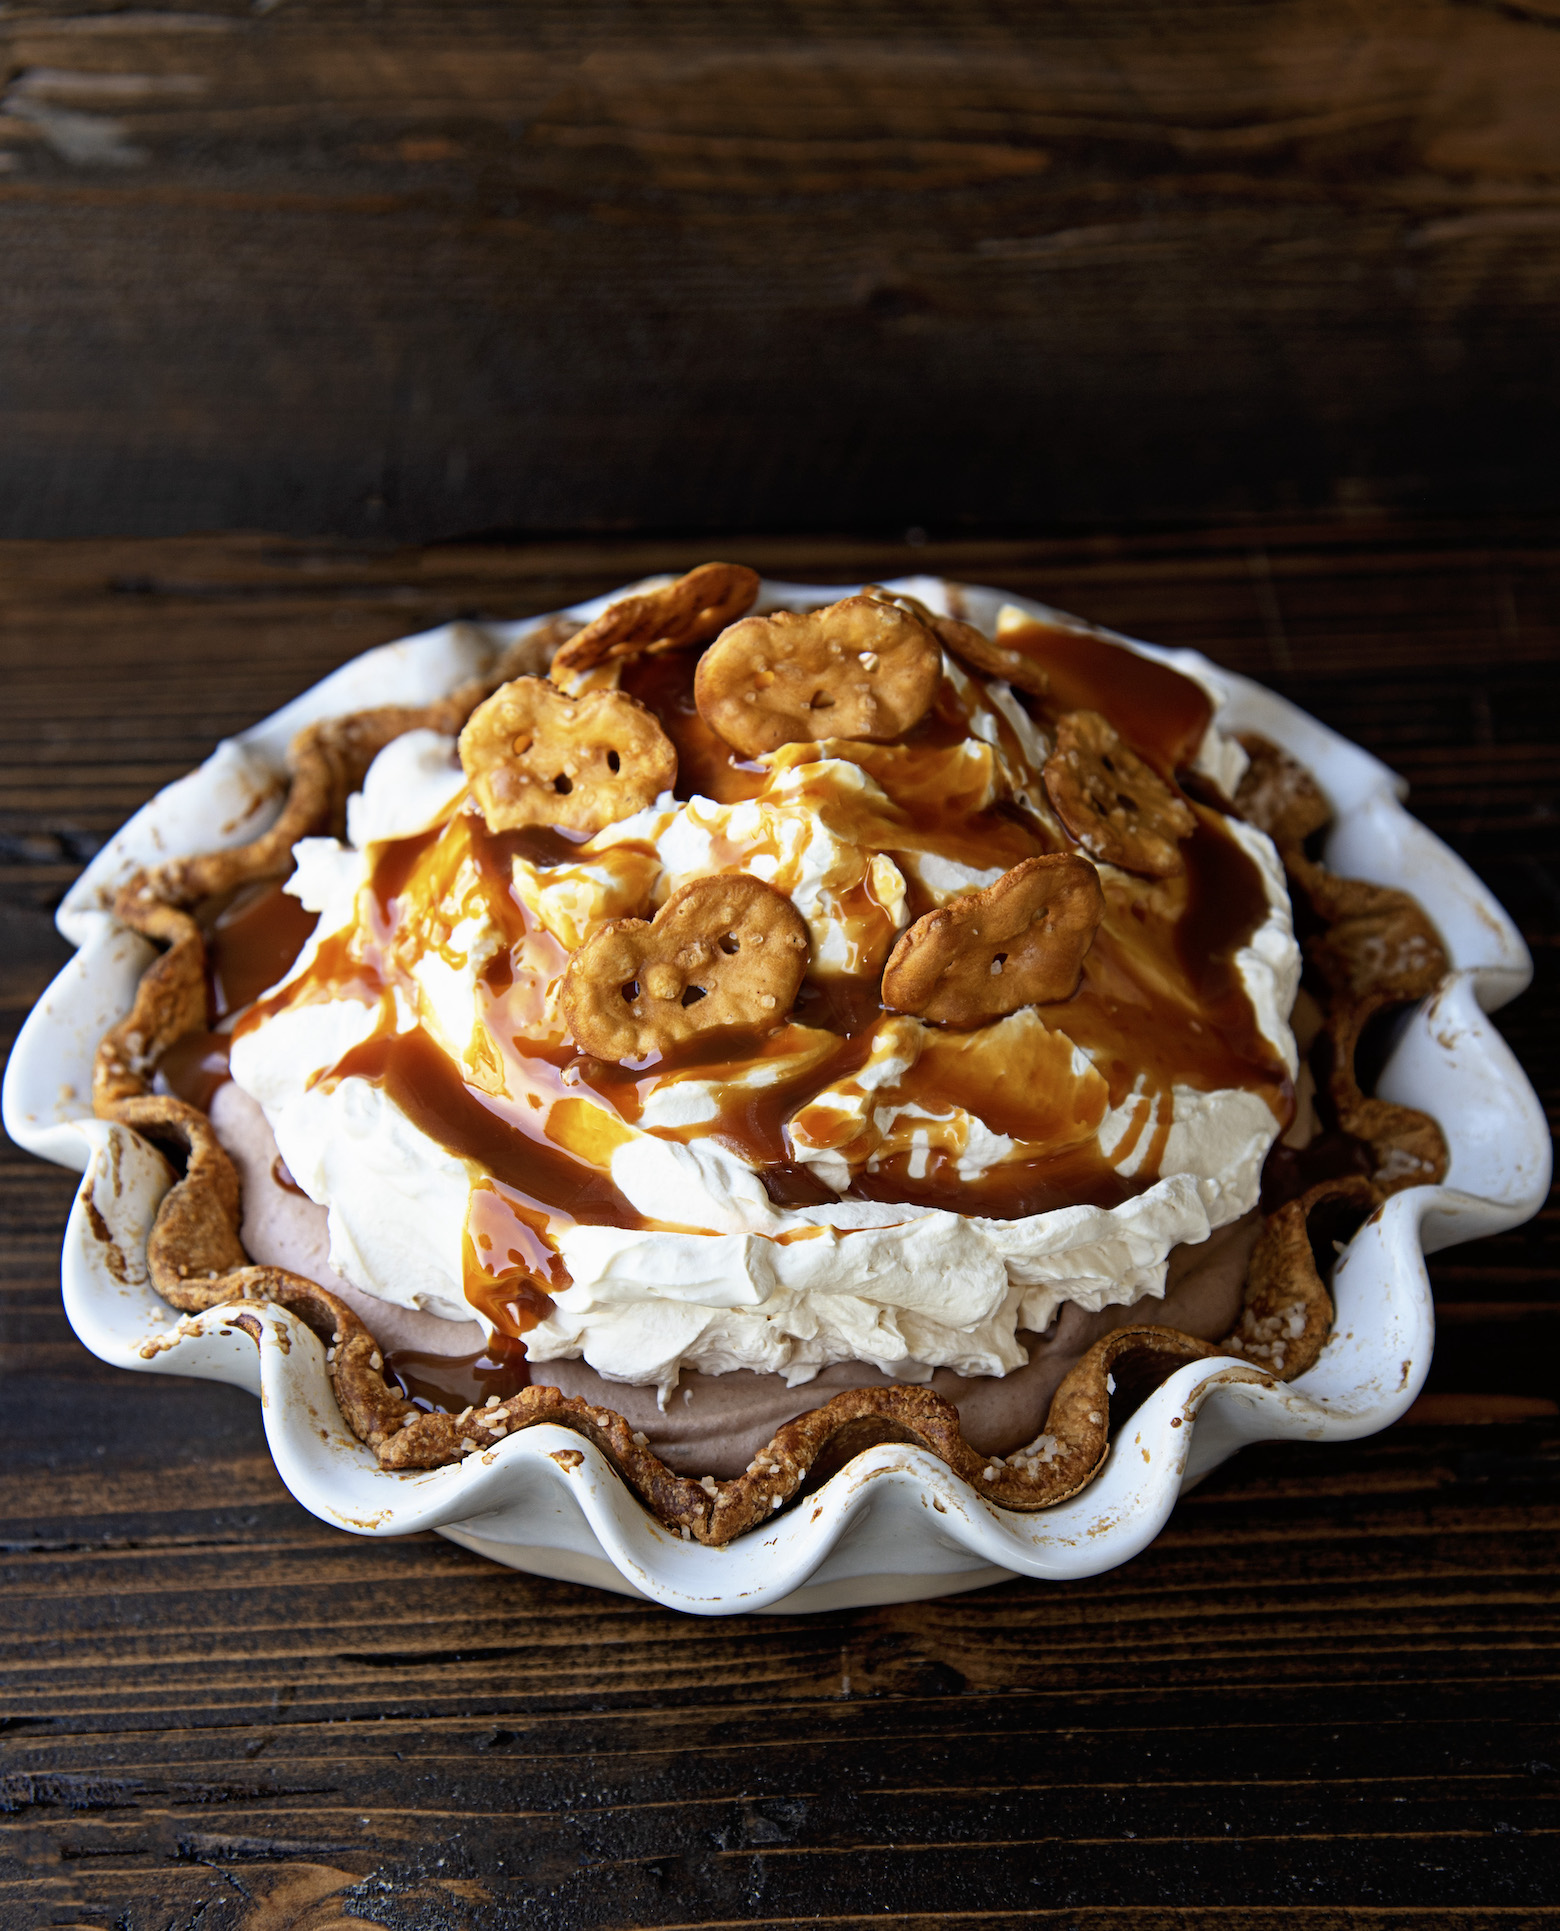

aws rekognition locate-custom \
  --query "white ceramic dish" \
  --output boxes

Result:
[5,578,1549,1616]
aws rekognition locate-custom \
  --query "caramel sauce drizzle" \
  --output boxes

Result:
[240,618,1289,1344]
[207,882,321,1021]
[155,882,320,1110]
[991,617,1214,772]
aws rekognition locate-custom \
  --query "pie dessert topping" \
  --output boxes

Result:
[549,561,760,679]
[86,570,1453,1545]
[881,853,1105,1024]
[1043,708,1198,878]
[694,592,944,756]
[459,678,677,836]
[561,873,811,1060]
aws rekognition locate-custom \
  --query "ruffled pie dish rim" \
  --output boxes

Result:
[4,577,1550,1616]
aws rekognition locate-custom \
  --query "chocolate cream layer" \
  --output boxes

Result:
[212,1070,1257,1478]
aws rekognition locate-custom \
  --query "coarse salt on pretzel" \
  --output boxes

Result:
[561,873,810,1061]
[869,586,1053,698]
[458,676,676,836]
[880,853,1105,1026]
[548,562,760,680]
[694,592,943,759]
[1043,708,1196,878]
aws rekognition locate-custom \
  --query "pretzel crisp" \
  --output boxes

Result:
[936,619,1052,697]
[1043,708,1197,877]
[694,593,944,759]
[458,677,676,836]
[549,562,760,680]
[881,853,1105,1025]
[560,873,811,1061]
[855,586,1056,700]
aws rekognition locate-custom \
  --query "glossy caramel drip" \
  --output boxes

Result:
[271,1154,308,1198]
[1041,808,1287,1107]
[384,1332,532,1412]
[327,1030,643,1227]
[852,1141,1141,1218]
[994,617,1213,769]
[321,1028,642,1340]
[247,609,1290,1336]
[622,649,769,804]
[154,1029,232,1112]
[206,881,320,1020]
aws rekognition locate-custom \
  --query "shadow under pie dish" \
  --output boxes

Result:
[5,571,1547,1614]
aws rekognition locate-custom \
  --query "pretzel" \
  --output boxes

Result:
[1043,708,1196,877]
[693,593,944,759]
[870,587,1054,699]
[548,562,760,679]
[458,676,676,837]
[880,854,1105,1025]
[936,619,1053,697]
[560,873,810,1061]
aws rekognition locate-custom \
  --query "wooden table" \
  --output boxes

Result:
[2,523,1556,1928]
[3,1,1560,546]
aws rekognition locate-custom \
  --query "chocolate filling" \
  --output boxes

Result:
[211,1080,1255,1478]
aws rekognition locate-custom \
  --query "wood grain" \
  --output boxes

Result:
[3,4,1560,541]
[1,524,1557,1928]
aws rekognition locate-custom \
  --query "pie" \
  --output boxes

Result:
[93,570,1449,1545]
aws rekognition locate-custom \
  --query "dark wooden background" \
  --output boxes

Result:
[3,1,1560,1924]
[4,0,1560,541]
[1,522,1557,1928]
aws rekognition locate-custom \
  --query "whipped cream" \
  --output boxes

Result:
[229,598,1299,1399]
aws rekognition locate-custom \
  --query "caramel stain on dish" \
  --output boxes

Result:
[80,1181,133,1284]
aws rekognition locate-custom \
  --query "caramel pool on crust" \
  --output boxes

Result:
[234,595,1291,1349]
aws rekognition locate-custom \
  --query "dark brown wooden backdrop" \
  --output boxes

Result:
[1,522,1557,1928]
[3,2,1559,1922]
[4,1,1560,542]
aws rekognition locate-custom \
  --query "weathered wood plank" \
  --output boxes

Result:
[3,5,1560,540]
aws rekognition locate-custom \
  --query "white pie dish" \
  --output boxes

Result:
[4,577,1548,1616]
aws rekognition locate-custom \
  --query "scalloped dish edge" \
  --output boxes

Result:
[4,578,1550,1615]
